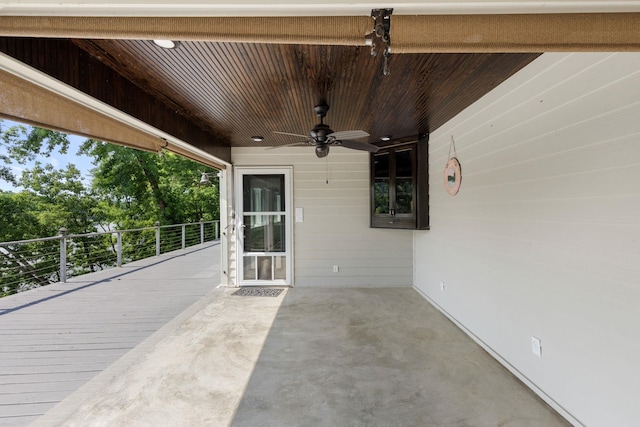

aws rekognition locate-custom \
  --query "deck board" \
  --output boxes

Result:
[0,242,220,427]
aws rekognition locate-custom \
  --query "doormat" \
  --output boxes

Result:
[232,287,284,297]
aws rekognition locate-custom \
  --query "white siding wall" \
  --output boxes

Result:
[232,147,413,287]
[414,53,640,426]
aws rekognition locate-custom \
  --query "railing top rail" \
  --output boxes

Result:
[66,229,142,239]
[0,235,63,247]
[158,221,216,229]
[0,220,219,246]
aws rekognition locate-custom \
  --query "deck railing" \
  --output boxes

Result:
[0,220,219,297]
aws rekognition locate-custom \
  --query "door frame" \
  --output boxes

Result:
[234,166,293,287]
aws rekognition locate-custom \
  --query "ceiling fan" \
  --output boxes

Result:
[271,103,380,158]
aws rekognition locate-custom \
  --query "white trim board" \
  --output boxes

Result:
[412,285,583,427]
[2,1,640,16]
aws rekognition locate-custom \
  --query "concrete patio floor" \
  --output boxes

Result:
[34,287,570,426]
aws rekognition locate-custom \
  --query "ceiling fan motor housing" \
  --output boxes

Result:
[311,123,333,142]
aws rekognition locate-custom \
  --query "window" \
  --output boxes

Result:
[370,138,429,230]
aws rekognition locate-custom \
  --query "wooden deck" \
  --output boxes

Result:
[0,242,220,427]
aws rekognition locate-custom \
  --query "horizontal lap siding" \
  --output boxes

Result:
[414,53,640,426]
[232,148,413,287]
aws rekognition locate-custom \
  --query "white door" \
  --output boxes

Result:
[236,167,292,286]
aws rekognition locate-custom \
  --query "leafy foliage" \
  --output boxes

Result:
[0,121,220,297]
[79,140,219,227]
[0,121,70,185]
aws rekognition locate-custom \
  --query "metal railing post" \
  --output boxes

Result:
[215,221,219,240]
[116,231,122,267]
[59,227,67,283]
[155,221,161,256]
[200,218,205,244]
[181,224,186,249]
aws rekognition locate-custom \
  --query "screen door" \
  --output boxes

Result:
[236,167,292,286]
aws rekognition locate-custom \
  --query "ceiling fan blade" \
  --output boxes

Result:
[335,139,380,152]
[265,142,310,150]
[274,131,311,139]
[328,130,369,140]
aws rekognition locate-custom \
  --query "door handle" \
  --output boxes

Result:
[222,223,235,237]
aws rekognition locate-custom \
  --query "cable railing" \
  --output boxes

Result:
[0,220,219,298]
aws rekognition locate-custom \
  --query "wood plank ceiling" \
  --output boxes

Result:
[2,37,540,152]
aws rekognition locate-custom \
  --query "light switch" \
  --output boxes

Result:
[295,207,304,222]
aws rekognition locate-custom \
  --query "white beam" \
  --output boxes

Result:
[1,1,640,17]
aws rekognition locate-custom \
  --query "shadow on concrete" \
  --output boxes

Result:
[229,287,570,427]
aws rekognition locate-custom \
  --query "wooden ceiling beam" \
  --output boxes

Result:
[393,13,640,53]
[0,68,163,155]
[1,0,639,16]
[0,16,371,46]
[1,13,640,53]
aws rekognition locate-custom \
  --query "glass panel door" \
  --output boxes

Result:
[394,148,414,215]
[236,168,292,286]
[373,152,390,214]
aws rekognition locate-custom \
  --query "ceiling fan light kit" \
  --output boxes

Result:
[315,144,330,158]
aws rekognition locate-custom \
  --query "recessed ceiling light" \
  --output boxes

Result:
[153,40,179,49]
[251,136,264,142]
[381,135,392,141]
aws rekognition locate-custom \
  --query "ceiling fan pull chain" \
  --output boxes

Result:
[325,155,329,184]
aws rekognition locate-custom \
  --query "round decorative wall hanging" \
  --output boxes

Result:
[444,136,462,196]
[444,157,462,196]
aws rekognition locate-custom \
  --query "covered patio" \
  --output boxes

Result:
[2,2,639,425]
[32,286,567,427]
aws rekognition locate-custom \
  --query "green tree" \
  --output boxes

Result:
[80,140,219,227]
[1,123,221,297]
[0,120,70,186]
[1,163,106,296]
[0,191,43,242]
[19,162,102,234]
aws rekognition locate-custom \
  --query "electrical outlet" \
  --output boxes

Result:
[531,336,542,357]
[333,265,339,273]
[440,281,445,292]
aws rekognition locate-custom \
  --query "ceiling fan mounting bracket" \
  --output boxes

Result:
[314,103,329,119]
[312,104,332,142]
[367,8,393,76]
[371,8,392,44]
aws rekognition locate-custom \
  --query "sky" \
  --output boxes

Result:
[0,120,95,192]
